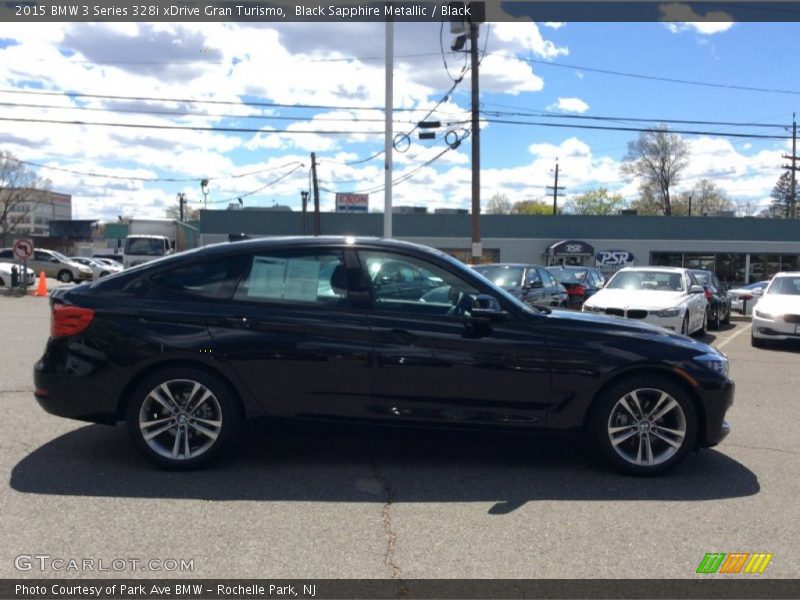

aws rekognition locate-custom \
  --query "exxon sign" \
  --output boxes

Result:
[336,193,369,213]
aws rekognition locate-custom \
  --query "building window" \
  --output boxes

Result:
[650,252,683,267]
[715,254,746,285]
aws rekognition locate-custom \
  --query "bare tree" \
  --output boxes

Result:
[620,125,690,216]
[485,193,513,215]
[0,151,50,246]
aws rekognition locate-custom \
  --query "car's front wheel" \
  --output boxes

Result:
[126,368,242,469]
[590,376,698,476]
[57,269,73,283]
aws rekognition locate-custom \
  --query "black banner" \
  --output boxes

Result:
[3,579,800,600]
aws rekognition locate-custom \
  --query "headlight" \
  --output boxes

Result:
[583,304,603,313]
[754,309,775,319]
[693,352,729,377]
[654,308,681,318]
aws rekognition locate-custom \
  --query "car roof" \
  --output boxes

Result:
[772,271,800,277]
[474,263,532,268]
[615,266,687,273]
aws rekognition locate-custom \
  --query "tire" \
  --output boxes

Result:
[589,375,698,476]
[57,269,73,283]
[126,367,242,469]
[721,303,731,325]
[680,312,689,336]
[709,305,721,330]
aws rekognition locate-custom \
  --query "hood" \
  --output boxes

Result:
[754,295,800,315]
[586,288,689,310]
[545,308,715,353]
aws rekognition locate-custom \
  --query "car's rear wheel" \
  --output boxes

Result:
[126,368,242,469]
[721,303,731,325]
[590,376,697,476]
[57,270,73,283]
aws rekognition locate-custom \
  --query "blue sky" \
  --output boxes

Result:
[0,18,797,221]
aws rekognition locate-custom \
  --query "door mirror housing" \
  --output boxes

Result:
[752,288,764,296]
[689,284,705,294]
[466,294,507,322]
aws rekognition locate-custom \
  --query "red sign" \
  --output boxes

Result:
[336,193,368,213]
[13,239,33,260]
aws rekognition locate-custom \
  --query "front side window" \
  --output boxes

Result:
[233,250,345,305]
[358,250,479,316]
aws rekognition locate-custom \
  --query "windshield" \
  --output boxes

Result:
[125,237,168,256]
[473,266,525,289]
[548,268,588,284]
[692,272,711,285]
[767,276,800,295]
[607,270,685,292]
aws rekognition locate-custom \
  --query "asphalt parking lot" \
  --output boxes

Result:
[1,288,798,580]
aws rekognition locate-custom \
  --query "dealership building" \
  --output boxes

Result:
[199,211,800,285]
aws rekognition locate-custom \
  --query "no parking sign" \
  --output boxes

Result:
[12,239,33,260]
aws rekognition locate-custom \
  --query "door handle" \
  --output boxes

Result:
[377,329,417,344]
[221,316,253,329]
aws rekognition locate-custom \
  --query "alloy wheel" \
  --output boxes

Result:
[138,379,223,461]
[606,388,687,467]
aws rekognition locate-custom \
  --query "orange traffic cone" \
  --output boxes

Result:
[35,271,47,297]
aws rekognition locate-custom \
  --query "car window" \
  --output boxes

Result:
[473,265,524,289]
[0,250,12,259]
[150,255,248,300]
[33,251,53,262]
[358,250,479,316]
[233,250,345,305]
[607,270,685,292]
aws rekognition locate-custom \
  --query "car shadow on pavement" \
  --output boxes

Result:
[10,420,759,513]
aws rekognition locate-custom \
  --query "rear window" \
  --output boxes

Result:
[149,255,247,299]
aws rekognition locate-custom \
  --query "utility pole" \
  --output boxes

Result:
[469,16,481,263]
[782,113,798,218]
[176,193,186,222]
[311,152,321,236]
[384,16,393,238]
[546,159,565,214]
[300,190,308,235]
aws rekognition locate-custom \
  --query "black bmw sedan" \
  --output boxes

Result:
[34,237,733,475]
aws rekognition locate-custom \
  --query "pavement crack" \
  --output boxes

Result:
[370,459,408,594]
[725,443,798,456]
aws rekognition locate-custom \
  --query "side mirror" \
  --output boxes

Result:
[752,288,764,296]
[466,294,507,322]
[690,285,705,294]
[596,281,605,289]
[530,279,543,289]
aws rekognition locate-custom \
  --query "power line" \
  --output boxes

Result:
[207,164,306,205]
[491,52,800,96]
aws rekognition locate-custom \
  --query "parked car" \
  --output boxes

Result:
[92,253,124,265]
[473,263,567,308]
[583,267,709,336]
[751,272,800,347]
[368,258,443,301]
[729,281,768,315]
[0,248,93,283]
[34,237,733,476]
[0,262,36,287]
[689,269,732,329]
[545,265,606,309]
[69,256,123,279]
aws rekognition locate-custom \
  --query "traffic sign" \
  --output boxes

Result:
[12,239,33,260]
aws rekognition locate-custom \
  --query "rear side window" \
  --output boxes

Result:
[233,250,345,305]
[149,255,247,299]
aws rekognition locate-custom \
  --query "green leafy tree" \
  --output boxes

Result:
[564,188,626,215]
[620,125,690,215]
[629,182,664,215]
[511,200,553,215]
[763,171,795,218]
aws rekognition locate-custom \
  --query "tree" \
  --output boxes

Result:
[485,193,513,215]
[620,125,690,216]
[764,171,795,218]
[511,200,553,215]
[0,151,51,246]
[629,182,664,216]
[165,205,201,221]
[564,188,626,215]
[672,179,735,216]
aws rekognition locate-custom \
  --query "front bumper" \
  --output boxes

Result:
[698,379,735,447]
[752,315,800,340]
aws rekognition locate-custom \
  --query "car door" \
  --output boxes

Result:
[356,249,552,428]
[205,247,376,420]
[521,267,546,306]
[537,267,565,306]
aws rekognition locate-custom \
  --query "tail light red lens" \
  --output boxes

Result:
[51,304,95,337]
[741,294,753,301]
[704,289,713,300]
[568,285,586,296]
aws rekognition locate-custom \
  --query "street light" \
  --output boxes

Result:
[300,190,309,235]
[200,179,210,208]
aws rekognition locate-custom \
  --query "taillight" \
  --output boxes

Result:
[568,285,586,296]
[704,289,713,300]
[51,304,95,337]
[741,294,753,301]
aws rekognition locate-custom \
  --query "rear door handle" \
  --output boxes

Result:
[221,317,253,329]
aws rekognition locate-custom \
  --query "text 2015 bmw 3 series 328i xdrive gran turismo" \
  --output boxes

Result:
[33,237,734,475]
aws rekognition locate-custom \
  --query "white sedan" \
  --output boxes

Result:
[751,272,800,347]
[0,262,36,287]
[69,257,122,279]
[583,267,709,335]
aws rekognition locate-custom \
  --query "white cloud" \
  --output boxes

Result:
[660,4,735,35]
[547,97,590,113]
[543,22,565,30]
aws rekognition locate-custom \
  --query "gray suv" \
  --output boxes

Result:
[0,248,93,282]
